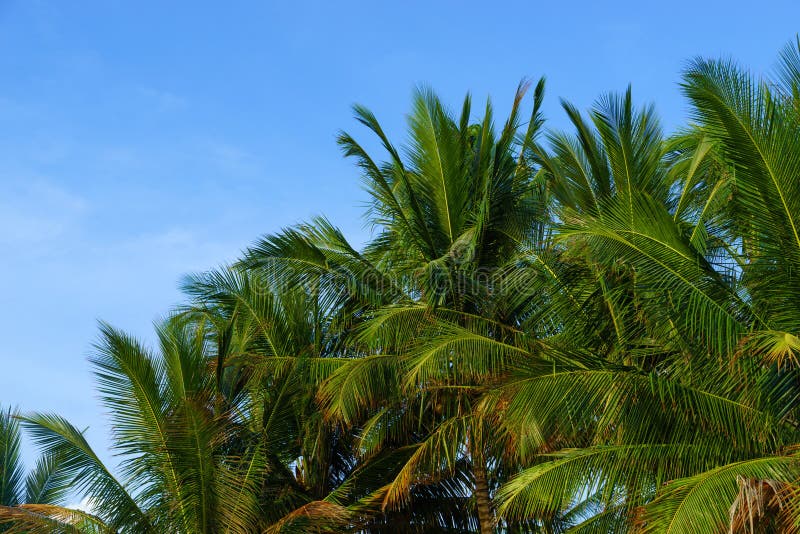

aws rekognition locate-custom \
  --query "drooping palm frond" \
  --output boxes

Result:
[636,456,800,534]
[558,192,746,357]
[0,503,112,534]
[263,500,350,534]
[19,413,152,532]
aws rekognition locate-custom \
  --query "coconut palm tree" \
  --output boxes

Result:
[0,317,357,533]
[634,34,800,534]
[239,79,555,533]
[179,265,433,532]
[494,38,800,533]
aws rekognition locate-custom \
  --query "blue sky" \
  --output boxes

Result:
[1,0,798,472]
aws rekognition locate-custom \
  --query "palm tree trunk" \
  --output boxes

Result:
[472,450,494,533]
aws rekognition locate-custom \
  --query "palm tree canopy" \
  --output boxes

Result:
[4,36,800,534]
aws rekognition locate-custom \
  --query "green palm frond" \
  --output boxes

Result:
[318,354,403,426]
[23,452,71,506]
[0,408,24,507]
[776,35,800,110]
[496,444,738,523]
[684,57,800,333]
[378,416,470,511]
[636,456,800,534]
[20,413,151,532]
[558,192,746,356]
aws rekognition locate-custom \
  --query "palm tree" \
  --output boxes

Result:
[240,79,552,532]
[494,37,800,533]
[179,265,429,531]
[0,317,355,533]
[635,34,800,534]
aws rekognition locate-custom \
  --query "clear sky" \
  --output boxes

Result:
[1,0,798,473]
